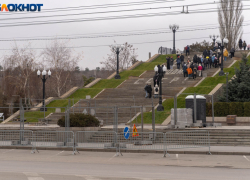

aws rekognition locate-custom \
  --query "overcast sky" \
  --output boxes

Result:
[1,0,250,70]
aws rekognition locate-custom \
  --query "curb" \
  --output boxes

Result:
[1,146,249,156]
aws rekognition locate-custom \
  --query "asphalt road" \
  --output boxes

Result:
[0,149,250,180]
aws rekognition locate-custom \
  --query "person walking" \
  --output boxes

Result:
[243,41,247,50]
[247,44,250,50]
[198,63,203,77]
[212,55,215,67]
[180,53,184,67]
[230,47,235,58]
[200,55,204,66]
[193,54,198,64]
[239,39,243,50]
[170,56,174,69]
[203,49,207,58]
[183,63,188,77]
[193,65,197,79]
[186,45,190,56]
[223,48,229,61]
[147,85,153,98]
[176,56,181,69]
[166,56,170,70]
[144,84,149,98]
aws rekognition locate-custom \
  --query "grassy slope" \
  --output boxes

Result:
[26,54,171,122]
[132,57,244,124]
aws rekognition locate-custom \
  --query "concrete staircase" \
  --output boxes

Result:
[45,53,235,126]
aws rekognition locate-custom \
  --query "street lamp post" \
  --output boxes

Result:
[154,65,167,111]
[169,24,179,54]
[112,44,124,79]
[209,34,219,47]
[216,38,229,76]
[37,69,51,111]
[225,72,229,102]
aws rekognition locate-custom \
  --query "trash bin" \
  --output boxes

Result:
[185,95,206,124]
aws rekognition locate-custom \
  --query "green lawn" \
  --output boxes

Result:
[24,111,51,123]
[153,54,177,63]
[119,70,144,79]
[69,88,103,99]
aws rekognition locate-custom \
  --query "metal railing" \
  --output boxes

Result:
[0,130,211,156]
[117,132,167,156]
[75,131,118,154]
[32,131,75,153]
[0,130,33,147]
[166,130,211,154]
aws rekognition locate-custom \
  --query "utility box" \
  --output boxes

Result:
[185,95,206,124]
[227,115,236,125]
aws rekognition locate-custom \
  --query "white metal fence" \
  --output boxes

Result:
[0,130,211,156]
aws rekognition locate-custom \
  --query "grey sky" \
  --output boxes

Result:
[1,0,250,70]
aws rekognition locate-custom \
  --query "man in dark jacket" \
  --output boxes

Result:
[180,54,184,67]
[230,48,235,58]
[144,84,149,98]
[193,54,198,64]
[203,50,207,58]
[183,63,188,77]
[147,85,153,98]
[176,56,181,69]
[166,56,170,70]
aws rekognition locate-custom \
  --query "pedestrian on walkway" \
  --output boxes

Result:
[186,45,190,56]
[208,57,212,69]
[203,49,207,58]
[166,56,170,70]
[187,67,193,78]
[239,39,243,50]
[147,85,153,98]
[248,44,250,50]
[200,55,204,66]
[180,53,184,67]
[193,65,197,79]
[170,56,174,69]
[230,48,235,58]
[183,63,188,77]
[214,57,218,68]
[176,56,181,69]
[198,63,202,77]
[212,55,215,67]
[144,84,149,98]
[223,48,229,61]
[193,54,198,64]
[243,41,247,50]
[203,57,208,70]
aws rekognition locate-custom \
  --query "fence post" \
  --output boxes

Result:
[212,94,214,125]
[174,95,177,126]
[141,106,143,141]
[19,106,24,143]
[194,92,197,123]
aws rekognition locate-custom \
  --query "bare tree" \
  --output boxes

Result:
[100,42,138,70]
[41,39,82,97]
[218,0,244,50]
[2,43,38,100]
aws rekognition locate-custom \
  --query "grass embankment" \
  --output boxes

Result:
[132,58,244,124]
[24,54,175,123]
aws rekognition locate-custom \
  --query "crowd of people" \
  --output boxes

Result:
[165,46,233,79]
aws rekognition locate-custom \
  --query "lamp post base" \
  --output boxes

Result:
[172,50,176,54]
[115,74,121,79]
[40,107,47,112]
[219,70,225,76]
[157,104,164,111]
